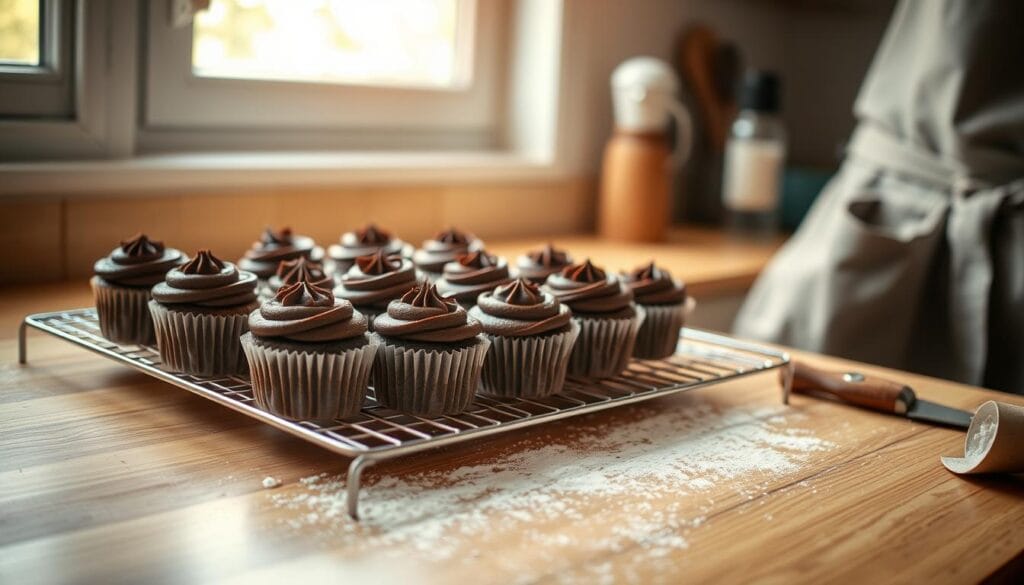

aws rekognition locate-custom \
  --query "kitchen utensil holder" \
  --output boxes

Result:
[20,308,792,519]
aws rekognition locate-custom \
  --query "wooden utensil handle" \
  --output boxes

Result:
[787,361,917,414]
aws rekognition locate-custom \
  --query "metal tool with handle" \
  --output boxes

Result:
[786,361,973,429]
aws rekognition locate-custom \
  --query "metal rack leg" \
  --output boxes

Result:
[18,319,28,365]
[780,360,794,405]
[346,455,376,520]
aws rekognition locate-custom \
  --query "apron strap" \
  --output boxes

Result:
[850,123,1023,385]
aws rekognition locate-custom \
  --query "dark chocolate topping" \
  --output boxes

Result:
[543,258,635,315]
[248,281,367,342]
[238,226,317,278]
[94,233,187,287]
[373,283,482,343]
[152,250,259,308]
[623,261,688,305]
[469,278,571,337]
[335,251,419,309]
[412,227,482,273]
[436,249,512,304]
[268,257,332,291]
[328,223,409,264]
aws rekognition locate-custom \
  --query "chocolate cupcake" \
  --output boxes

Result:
[149,250,260,376]
[468,278,579,398]
[435,249,512,307]
[241,282,377,421]
[327,223,413,274]
[370,283,489,415]
[91,234,187,344]
[623,262,692,359]
[412,227,483,279]
[516,243,573,284]
[334,249,419,328]
[267,257,333,294]
[238,226,321,280]
[543,259,644,378]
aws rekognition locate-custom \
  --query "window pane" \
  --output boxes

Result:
[192,0,467,88]
[0,0,40,66]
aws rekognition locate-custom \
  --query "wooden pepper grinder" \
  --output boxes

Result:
[599,57,692,242]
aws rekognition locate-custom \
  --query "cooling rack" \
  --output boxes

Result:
[20,308,792,519]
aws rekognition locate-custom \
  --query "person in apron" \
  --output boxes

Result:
[734,0,1024,393]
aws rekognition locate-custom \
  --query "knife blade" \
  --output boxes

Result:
[786,361,973,429]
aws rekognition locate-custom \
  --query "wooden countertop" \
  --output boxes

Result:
[3,254,1024,583]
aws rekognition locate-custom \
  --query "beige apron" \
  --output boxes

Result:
[734,0,1024,393]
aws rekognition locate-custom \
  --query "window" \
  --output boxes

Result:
[0,0,74,120]
[192,0,472,89]
[141,0,501,153]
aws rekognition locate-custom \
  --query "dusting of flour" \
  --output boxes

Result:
[268,399,833,581]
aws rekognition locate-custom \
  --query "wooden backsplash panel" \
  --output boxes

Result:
[0,200,63,284]
[0,178,594,284]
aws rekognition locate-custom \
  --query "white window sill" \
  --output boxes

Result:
[0,150,569,197]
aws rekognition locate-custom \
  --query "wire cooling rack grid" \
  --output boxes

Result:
[20,308,792,518]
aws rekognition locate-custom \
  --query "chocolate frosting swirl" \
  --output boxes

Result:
[436,250,512,304]
[468,278,571,337]
[412,227,483,273]
[93,233,187,287]
[238,227,319,278]
[328,223,411,265]
[151,250,259,308]
[248,282,367,342]
[623,262,688,305]
[543,259,635,316]
[373,283,482,343]
[334,250,419,308]
[516,243,573,283]
[267,257,333,292]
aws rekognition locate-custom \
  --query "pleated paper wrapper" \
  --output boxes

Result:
[91,276,156,345]
[370,333,490,416]
[479,320,581,398]
[633,297,696,359]
[148,300,256,376]
[241,333,378,421]
[567,306,646,378]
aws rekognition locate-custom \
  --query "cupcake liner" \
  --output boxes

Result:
[241,333,379,421]
[91,276,156,345]
[370,333,490,416]
[633,297,695,359]
[148,300,257,376]
[568,306,646,378]
[478,320,581,398]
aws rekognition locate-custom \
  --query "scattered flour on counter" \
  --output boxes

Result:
[262,476,282,489]
[268,399,833,580]
[966,416,996,458]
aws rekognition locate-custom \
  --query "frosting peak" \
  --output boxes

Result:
[435,227,470,245]
[623,262,687,305]
[356,250,402,275]
[276,281,333,307]
[456,250,498,269]
[563,259,605,283]
[180,250,226,275]
[356,224,390,245]
[120,233,164,260]
[261,227,293,246]
[402,283,457,312]
[528,244,569,268]
[495,278,543,306]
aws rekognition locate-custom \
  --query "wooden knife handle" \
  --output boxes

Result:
[787,361,917,414]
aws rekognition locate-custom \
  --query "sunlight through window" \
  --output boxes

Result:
[192,0,471,88]
[0,0,40,66]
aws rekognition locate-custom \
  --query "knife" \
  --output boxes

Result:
[786,361,973,429]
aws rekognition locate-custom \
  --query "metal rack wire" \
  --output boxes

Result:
[20,308,792,519]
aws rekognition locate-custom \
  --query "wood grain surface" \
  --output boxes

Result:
[3,249,1023,584]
